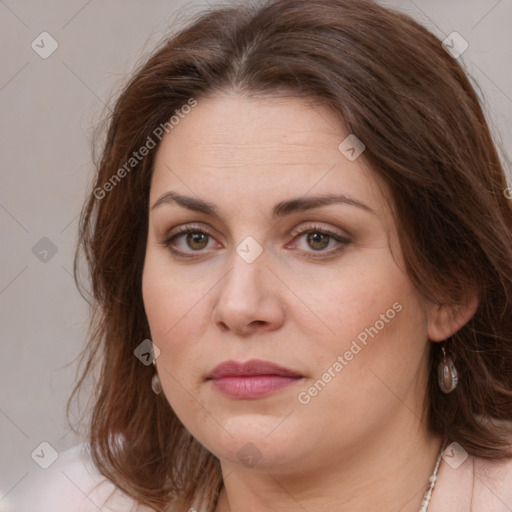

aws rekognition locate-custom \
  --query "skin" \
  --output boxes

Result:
[142,93,477,512]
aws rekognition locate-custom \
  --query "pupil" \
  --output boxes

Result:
[187,233,207,250]
[308,232,329,250]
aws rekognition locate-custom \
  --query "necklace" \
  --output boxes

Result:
[417,438,446,512]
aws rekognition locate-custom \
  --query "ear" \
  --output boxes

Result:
[427,294,479,342]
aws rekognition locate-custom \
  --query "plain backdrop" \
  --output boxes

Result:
[1,0,511,503]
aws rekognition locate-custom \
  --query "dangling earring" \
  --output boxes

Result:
[151,360,162,395]
[438,343,458,393]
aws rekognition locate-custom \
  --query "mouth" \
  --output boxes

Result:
[206,359,304,399]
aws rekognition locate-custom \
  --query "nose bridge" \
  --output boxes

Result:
[221,224,269,295]
[221,245,266,306]
[212,242,286,334]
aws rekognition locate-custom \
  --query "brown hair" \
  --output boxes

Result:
[71,0,512,510]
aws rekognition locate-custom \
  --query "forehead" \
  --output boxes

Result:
[150,94,388,217]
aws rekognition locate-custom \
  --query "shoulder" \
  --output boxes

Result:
[436,444,512,511]
[470,421,512,511]
[3,443,155,512]
[420,434,512,512]
[472,450,512,511]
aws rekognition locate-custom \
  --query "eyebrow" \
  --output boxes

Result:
[150,191,376,218]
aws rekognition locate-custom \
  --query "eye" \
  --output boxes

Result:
[161,222,350,259]
[161,224,219,258]
[287,223,350,258]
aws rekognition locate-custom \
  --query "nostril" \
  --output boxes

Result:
[218,322,229,332]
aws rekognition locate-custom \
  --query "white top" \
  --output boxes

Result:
[3,444,156,512]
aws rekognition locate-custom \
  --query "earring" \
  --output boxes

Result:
[438,343,458,393]
[151,360,162,395]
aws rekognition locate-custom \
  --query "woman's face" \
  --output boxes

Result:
[142,94,434,473]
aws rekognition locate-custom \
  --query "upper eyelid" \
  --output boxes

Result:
[166,222,219,240]
[289,223,348,238]
[165,221,348,239]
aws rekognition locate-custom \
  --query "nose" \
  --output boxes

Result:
[211,250,286,337]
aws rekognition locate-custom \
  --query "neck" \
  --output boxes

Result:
[213,423,444,512]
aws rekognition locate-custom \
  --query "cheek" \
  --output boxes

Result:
[301,253,415,345]
[298,253,428,397]
[142,258,211,423]
[142,250,207,341]
[142,252,217,385]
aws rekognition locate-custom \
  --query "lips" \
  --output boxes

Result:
[207,359,302,379]
[207,359,303,399]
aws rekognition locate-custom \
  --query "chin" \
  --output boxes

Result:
[194,416,308,470]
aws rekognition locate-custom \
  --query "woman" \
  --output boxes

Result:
[12,0,512,511]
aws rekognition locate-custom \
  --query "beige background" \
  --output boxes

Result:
[1,0,511,503]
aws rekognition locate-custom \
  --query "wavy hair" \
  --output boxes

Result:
[70,0,512,510]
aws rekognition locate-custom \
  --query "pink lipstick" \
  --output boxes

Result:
[207,359,303,399]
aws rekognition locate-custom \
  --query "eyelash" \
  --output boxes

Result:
[161,223,351,260]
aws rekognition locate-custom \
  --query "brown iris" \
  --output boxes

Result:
[186,232,209,250]
[307,232,330,251]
